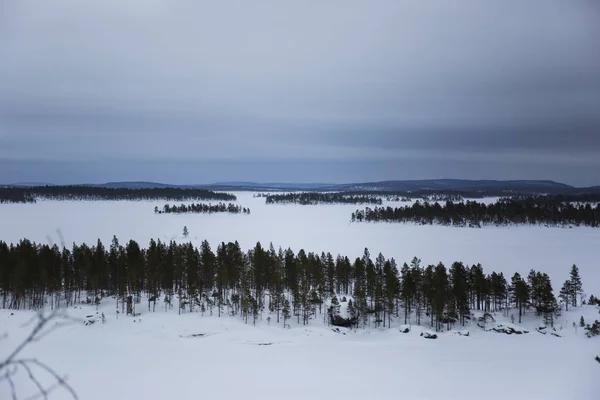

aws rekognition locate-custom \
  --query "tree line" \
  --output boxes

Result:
[0,186,236,203]
[351,198,600,227]
[0,237,587,332]
[265,192,383,205]
[156,203,251,215]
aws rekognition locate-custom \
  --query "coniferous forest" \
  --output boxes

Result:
[156,203,251,215]
[0,186,236,203]
[0,237,588,332]
[352,198,600,227]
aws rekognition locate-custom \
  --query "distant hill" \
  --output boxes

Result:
[7,182,55,187]
[335,179,575,193]
[100,181,183,189]
[212,181,337,190]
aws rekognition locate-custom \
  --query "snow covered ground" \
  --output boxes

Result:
[1,191,599,399]
[1,300,599,400]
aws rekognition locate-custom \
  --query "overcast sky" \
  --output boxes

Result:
[1,0,599,186]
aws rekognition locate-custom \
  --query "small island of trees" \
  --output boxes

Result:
[351,197,600,228]
[156,203,250,215]
[265,192,383,205]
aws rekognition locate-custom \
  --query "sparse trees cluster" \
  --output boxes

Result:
[0,237,582,332]
[156,203,250,215]
[351,198,600,227]
[0,186,236,203]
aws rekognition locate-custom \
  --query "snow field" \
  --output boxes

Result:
[1,299,599,400]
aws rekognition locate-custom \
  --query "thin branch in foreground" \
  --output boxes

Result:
[19,362,47,399]
[0,308,79,400]
[6,369,18,400]
[18,360,78,400]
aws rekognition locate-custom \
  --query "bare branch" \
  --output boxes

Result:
[1,311,54,369]
[5,370,18,400]
[1,308,79,370]
[23,382,61,400]
[19,362,47,400]
[1,308,79,400]
[18,360,78,400]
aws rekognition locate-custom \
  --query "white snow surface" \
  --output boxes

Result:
[1,192,600,399]
[1,302,599,400]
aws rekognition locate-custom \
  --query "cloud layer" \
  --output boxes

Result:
[1,0,599,185]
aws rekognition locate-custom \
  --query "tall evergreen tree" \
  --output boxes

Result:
[450,262,470,326]
[383,260,398,328]
[432,262,449,332]
[569,264,583,307]
[510,273,529,323]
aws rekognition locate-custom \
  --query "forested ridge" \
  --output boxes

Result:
[0,186,236,203]
[0,237,588,332]
[352,198,600,227]
[156,203,251,215]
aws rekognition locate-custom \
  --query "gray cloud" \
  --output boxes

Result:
[1,0,599,185]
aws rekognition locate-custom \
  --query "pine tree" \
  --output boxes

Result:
[183,226,189,238]
[510,273,529,323]
[328,296,341,325]
[559,280,571,311]
[346,299,358,328]
[401,259,418,324]
[569,264,583,307]
[282,298,291,328]
[536,273,558,327]
[580,316,585,327]
[469,263,486,311]
[383,260,398,328]
[450,262,470,326]
[433,262,449,332]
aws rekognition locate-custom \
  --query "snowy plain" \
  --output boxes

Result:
[1,191,599,400]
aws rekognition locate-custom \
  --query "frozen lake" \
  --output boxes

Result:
[0,192,598,296]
